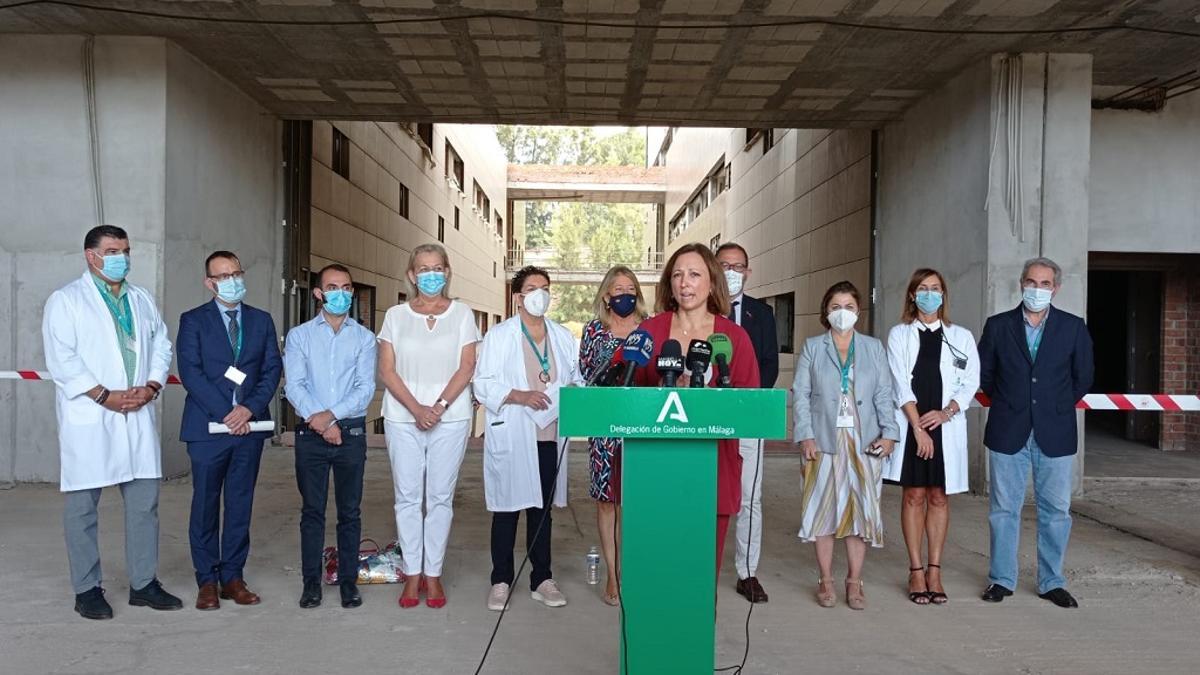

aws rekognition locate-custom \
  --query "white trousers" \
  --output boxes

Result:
[734,438,764,580]
[384,419,470,577]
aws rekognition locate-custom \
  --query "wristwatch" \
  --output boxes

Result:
[435,398,450,410]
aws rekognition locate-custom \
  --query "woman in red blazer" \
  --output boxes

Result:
[633,242,761,573]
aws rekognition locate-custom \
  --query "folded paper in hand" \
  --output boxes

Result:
[526,384,560,430]
[208,421,275,434]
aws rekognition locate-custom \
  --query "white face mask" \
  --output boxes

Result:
[828,308,858,333]
[522,288,551,317]
[724,269,744,298]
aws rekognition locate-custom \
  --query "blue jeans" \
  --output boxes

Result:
[988,434,1074,593]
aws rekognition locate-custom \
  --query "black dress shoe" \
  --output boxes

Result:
[340,583,362,609]
[1039,587,1078,608]
[981,584,1014,603]
[75,586,114,620]
[129,579,183,610]
[299,580,322,609]
[736,577,769,603]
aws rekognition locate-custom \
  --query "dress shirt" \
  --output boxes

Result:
[284,311,377,421]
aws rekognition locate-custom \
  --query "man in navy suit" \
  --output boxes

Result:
[177,250,282,610]
[978,257,1093,608]
[715,242,778,603]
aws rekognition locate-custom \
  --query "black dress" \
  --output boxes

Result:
[891,326,946,488]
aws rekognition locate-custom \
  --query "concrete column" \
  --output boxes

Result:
[878,52,1093,494]
[984,53,1093,495]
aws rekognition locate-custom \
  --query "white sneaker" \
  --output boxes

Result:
[531,579,567,607]
[487,583,510,611]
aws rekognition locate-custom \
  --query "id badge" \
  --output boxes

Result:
[836,395,854,429]
[224,366,247,386]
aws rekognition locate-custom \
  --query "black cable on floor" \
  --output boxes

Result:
[473,436,569,675]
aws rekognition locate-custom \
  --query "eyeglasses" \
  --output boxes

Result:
[207,271,245,283]
[719,262,748,273]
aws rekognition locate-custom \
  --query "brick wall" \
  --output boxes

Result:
[1161,268,1200,451]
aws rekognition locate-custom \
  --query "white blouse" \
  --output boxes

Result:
[377,300,481,423]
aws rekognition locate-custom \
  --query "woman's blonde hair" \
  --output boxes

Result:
[406,243,452,298]
[591,265,648,327]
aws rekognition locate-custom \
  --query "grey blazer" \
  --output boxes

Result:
[791,332,901,454]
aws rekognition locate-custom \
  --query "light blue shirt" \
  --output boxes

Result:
[284,311,377,421]
[1022,305,1050,359]
[215,299,243,404]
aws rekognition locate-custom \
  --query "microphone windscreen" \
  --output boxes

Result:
[660,338,683,359]
[708,333,733,363]
[686,339,713,369]
[623,329,654,366]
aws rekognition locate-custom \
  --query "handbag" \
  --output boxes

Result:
[322,538,406,585]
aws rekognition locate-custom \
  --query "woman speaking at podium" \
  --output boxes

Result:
[632,243,760,575]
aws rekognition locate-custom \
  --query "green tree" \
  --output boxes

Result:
[495,126,649,330]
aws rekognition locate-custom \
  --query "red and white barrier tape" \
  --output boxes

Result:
[1,371,1196,411]
[1,371,182,385]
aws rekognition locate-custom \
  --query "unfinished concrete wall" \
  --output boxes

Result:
[0,35,279,484]
[1090,95,1200,254]
[163,42,281,477]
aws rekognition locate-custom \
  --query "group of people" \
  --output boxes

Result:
[43,224,1093,623]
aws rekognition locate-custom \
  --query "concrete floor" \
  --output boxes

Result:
[1083,426,1200,478]
[2,446,1200,675]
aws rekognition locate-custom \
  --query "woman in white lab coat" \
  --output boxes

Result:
[474,265,582,611]
[884,268,980,605]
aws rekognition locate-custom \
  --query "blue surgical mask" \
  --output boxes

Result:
[322,289,353,315]
[1022,287,1053,313]
[216,276,247,304]
[416,271,447,296]
[914,290,943,315]
[609,293,638,318]
[98,253,129,282]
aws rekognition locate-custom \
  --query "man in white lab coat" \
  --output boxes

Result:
[42,225,183,620]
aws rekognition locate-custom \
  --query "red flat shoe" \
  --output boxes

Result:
[425,596,446,609]
[399,596,420,609]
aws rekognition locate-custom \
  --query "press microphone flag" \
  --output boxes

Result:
[622,329,654,386]
[707,333,733,388]
[656,339,685,388]
[686,339,713,388]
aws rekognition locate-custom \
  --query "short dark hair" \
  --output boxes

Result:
[317,263,352,287]
[714,242,749,265]
[512,265,550,292]
[83,225,128,250]
[205,250,240,276]
[819,281,863,330]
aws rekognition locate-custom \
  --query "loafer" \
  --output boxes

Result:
[340,583,362,609]
[75,586,114,620]
[299,580,322,609]
[736,576,769,603]
[981,584,1013,603]
[128,578,183,611]
[219,579,261,605]
[531,579,567,608]
[1038,587,1078,608]
[487,583,510,611]
[195,582,220,611]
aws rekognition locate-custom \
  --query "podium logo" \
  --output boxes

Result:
[655,391,689,424]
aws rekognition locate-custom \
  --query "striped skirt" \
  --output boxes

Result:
[797,396,884,548]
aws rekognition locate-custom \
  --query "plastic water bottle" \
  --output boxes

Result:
[586,546,601,585]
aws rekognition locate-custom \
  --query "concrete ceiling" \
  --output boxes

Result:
[4,1,1200,127]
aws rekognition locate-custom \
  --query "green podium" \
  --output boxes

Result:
[561,387,788,674]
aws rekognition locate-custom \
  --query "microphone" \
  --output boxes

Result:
[686,339,713,388]
[656,339,685,388]
[622,329,654,387]
[708,333,733,388]
[586,345,619,386]
[602,346,626,387]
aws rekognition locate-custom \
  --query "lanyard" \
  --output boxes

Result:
[1028,319,1046,361]
[520,321,550,381]
[837,335,855,394]
[97,284,134,338]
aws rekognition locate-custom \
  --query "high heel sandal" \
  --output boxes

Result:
[908,567,931,605]
[925,564,948,605]
[845,578,866,610]
[815,578,836,608]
